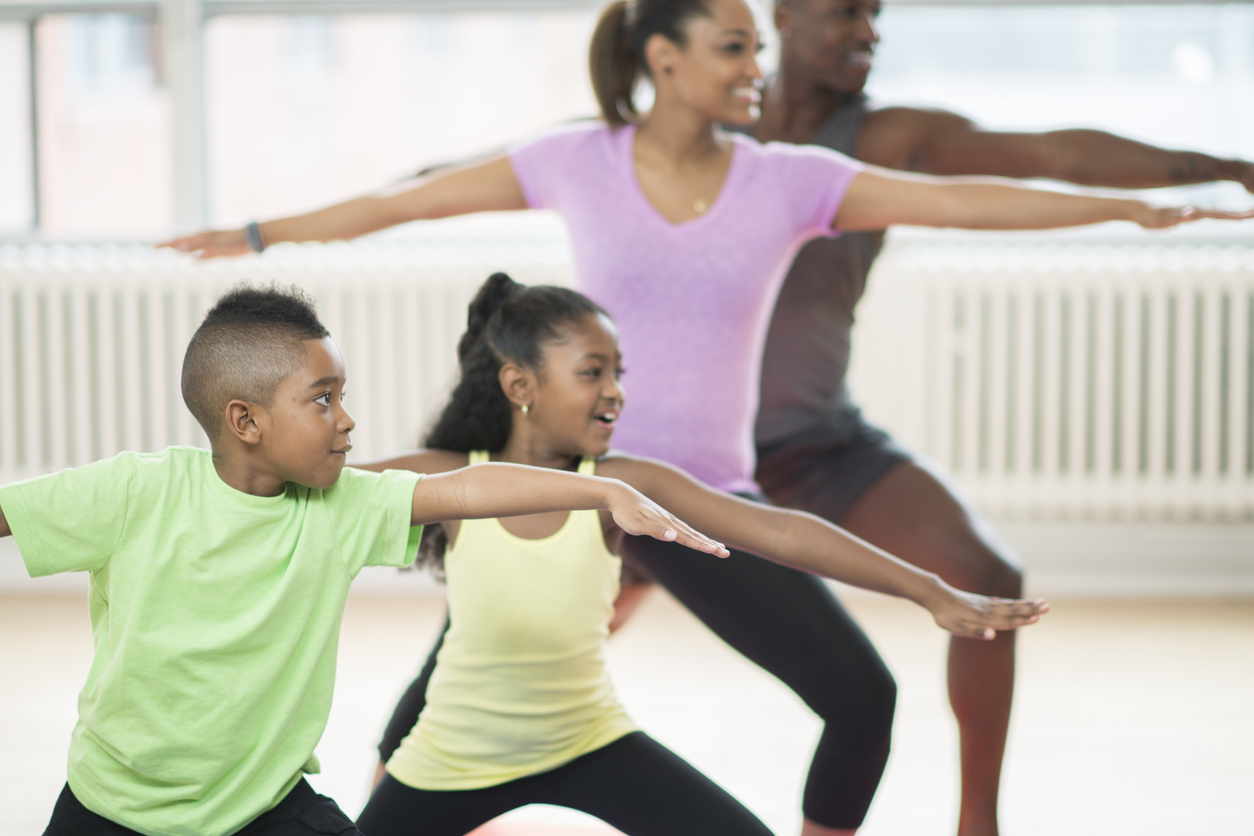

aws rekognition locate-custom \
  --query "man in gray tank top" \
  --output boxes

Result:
[751,2,1254,835]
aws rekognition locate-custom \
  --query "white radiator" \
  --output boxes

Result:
[3,238,1253,526]
[852,239,1254,523]
[0,239,573,485]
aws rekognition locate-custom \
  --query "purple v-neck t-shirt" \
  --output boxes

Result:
[509,121,863,494]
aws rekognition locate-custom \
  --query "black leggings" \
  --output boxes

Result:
[359,732,772,836]
[378,535,896,830]
[43,779,362,836]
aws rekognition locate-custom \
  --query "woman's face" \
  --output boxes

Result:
[651,0,765,125]
[524,313,625,459]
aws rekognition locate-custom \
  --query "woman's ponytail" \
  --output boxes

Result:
[589,0,711,127]
[590,1,639,127]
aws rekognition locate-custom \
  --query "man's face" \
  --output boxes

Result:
[260,337,355,490]
[778,0,882,93]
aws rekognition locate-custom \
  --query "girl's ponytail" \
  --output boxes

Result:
[460,272,522,361]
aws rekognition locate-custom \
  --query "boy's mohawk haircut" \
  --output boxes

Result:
[181,283,330,439]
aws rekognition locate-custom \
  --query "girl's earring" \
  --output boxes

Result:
[780,27,792,39]
[521,404,530,415]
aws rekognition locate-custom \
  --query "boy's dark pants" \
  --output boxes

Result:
[43,779,361,836]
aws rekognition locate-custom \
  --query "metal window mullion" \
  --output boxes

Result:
[27,17,40,233]
[162,0,206,232]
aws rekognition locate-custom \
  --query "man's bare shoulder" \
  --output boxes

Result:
[858,105,973,169]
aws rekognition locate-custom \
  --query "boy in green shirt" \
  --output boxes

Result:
[0,284,726,836]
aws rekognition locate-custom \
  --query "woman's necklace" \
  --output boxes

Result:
[693,197,709,214]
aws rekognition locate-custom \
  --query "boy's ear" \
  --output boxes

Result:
[224,400,265,446]
[498,363,535,410]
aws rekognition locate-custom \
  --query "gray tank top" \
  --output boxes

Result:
[749,95,884,448]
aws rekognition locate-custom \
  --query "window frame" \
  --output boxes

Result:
[0,0,1250,240]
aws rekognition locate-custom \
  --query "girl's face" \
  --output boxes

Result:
[526,313,625,458]
[652,0,765,125]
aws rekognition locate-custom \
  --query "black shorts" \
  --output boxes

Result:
[42,779,361,836]
[756,406,911,523]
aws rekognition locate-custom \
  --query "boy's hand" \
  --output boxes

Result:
[605,483,730,558]
[925,579,1049,640]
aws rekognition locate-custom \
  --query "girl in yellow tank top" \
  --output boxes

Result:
[355,274,1047,836]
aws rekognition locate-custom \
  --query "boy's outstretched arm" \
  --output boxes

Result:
[411,462,729,557]
[0,501,9,538]
[607,456,1047,640]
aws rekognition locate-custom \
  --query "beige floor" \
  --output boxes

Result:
[2,590,1252,836]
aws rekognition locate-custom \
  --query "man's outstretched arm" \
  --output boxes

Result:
[863,107,1254,191]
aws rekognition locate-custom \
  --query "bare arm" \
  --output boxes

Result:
[865,107,1254,191]
[410,462,729,557]
[0,502,9,538]
[607,456,1046,639]
[159,155,528,259]
[353,449,469,477]
[834,167,1254,233]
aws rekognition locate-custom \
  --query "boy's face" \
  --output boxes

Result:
[259,337,355,490]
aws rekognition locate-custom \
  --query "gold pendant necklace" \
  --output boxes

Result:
[693,197,709,214]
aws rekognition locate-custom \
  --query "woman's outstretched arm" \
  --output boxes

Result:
[159,155,528,259]
[601,455,1047,640]
[834,166,1254,233]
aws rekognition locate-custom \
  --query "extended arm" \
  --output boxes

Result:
[834,166,1254,233]
[611,457,1046,638]
[410,462,729,557]
[867,107,1254,191]
[159,155,528,259]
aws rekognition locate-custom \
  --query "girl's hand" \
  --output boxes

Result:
[157,228,252,259]
[605,483,730,558]
[925,579,1049,640]
[1135,204,1254,229]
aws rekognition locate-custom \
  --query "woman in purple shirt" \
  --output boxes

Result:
[165,0,1251,833]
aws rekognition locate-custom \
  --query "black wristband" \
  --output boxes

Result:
[245,221,267,253]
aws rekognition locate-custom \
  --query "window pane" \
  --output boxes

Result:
[36,14,173,239]
[205,11,598,226]
[869,3,1254,208]
[0,22,33,233]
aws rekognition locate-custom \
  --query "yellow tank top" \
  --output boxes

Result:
[386,451,639,790]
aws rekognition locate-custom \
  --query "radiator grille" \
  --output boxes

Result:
[0,241,571,483]
[889,242,1254,521]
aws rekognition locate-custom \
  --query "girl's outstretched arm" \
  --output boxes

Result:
[601,455,1047,640]
[158,155,528,259]
[410,462,729,558]
[834,166,1254,233]
[352,449,470,477]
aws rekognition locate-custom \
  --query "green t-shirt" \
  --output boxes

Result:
[0,447,422,836]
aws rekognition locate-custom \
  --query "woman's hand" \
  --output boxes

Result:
[158,228,251,260]
[924,578,1049,640]
[1133,204,1254,230]
[604,482,730,558]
